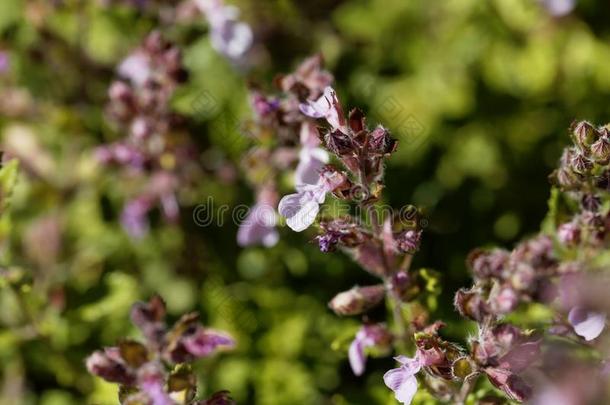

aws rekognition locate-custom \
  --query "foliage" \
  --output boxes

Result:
[2,0,610,404]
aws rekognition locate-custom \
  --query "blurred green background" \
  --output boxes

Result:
[1,0,610,404]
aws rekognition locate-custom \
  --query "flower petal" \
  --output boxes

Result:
[383,368,418,405]
[295,147,329,185]
[568,307,606,341]
[237,203,278,247]
[278,191,323,232]
[348,339,366,376]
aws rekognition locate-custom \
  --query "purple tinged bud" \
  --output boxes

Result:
[555,167,579,189]
[454,288,488,322]
[591,135,610,164]
[86,348,135,385]
[557,221,581,246]
[328,285,386,316]
[391,271,411,300]
[368,125,398,155]
[396,229,422,253]
[570,152,593,175]
[325,129,354,156]
[572,121,598,150]
[467,248,509,279]
[201,391,237,405]
[581,194,601,212]
[131,296,167,348]
[489,285,519,315]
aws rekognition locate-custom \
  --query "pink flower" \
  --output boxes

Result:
[137,362,174,405]
[121,197,153,238]
[383,354,423,405]
[278,182,327,232]
[237,202,279,247]
[196,0,253,62]
[295,122,329,185]
[118,51,151,86]
[278,169,346,232]
[540,0,576,16]
[348,324,391,376]
[299,86,346,132]
[0,51,9,74]
[568,307,606,341]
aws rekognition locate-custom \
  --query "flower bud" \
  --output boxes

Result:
[553,167,579,189]
[368,125,398,155]
[510,262,536,292]
[572,120,598,150]
[591,136,610,164]
[328,284,386,316]
[348,108,367,133]
[570,152,593,175]
[396,229,422,253]
[86,348,135,385]
[324,129,354,156]
[454,288,488,322]
[488,284,518,315]
[467,248,509,279]
[581,194,601,212]
[557,221,581,246]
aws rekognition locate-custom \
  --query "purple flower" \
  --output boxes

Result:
[118,51,151,86]
[558,221,581,246]
[294,148,329,185]
[295,123,329,185]
[279,167,349,232]
[0,51,9,74]
[299,86,346,132]
[568,307,606,341]
[137,362,174,405]
[181,327,235,358]
[383,354,423,405]
[540,0,576,16]
[237,202,279,247]
[196,0,253,62]
[251,93,280,117]
[86,347,135,385]
[348,324,392,376]
[278,182,327,232]
[121,197,153,238]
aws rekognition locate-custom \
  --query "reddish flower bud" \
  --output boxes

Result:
[591,135,610,164]
[454,288,488,322]
[557,221,581,246]
[328,284,386,316]
[395,229,422,253]
[86,348,136,386]
[488,284,518,315]
[348,108,367,133]
[201,390,237,405]
[324,129,355,156]
[572,120,598,150]
[368,125,398,155]
[570,152,593,175]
